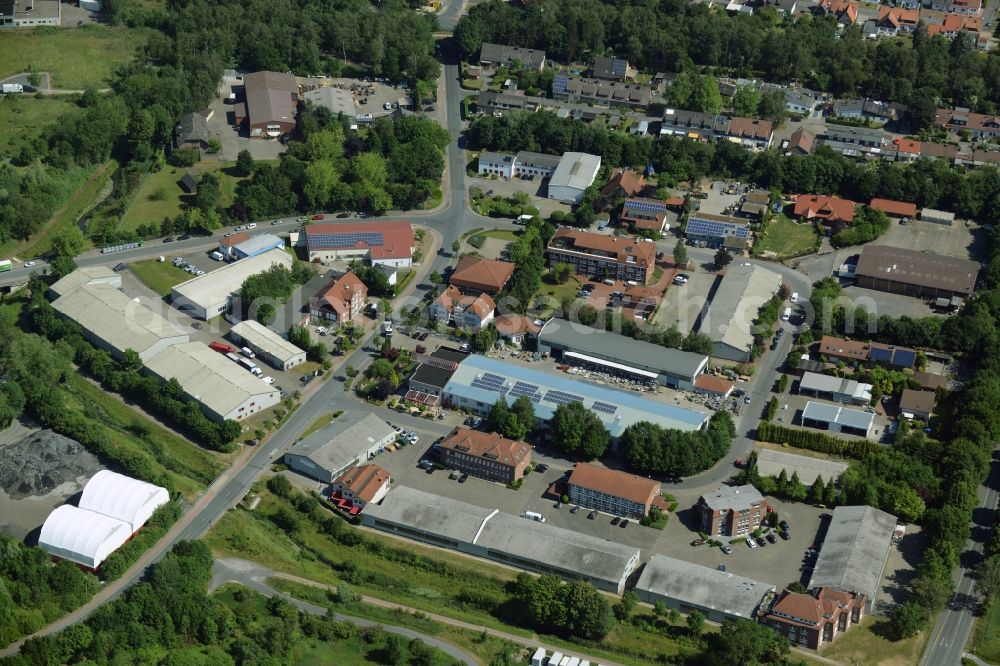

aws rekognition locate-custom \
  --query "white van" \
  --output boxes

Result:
[514,214,533,225]
[522,511,545,523]
[210,251,224,261]
[790,292,799,304]
[241,347,255,359]
[782,307,792,321]
[250,367,263,376]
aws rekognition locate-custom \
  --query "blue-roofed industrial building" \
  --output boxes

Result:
[685,213,751,249]
[441,355,711,438]
[231,233,285,260]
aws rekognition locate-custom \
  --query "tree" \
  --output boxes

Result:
[27,68,41,89]
[693,76,723,115]
[475,325,497,352]
[511,395,535,436]
[452,240,461,254]
[614,590,638,622]
[672,239,687,267]
[429,271,442,289]
[809,477,825,505]
[51,226,85,258]
[681,332,713,355]
[887,601,927,640]
[714,247,733,268]
[732,85,761,117]
[713,618,790,665]
[686,609,705,635]
[758,89,789,125]
[50,254,77,279]
[236,149,255,176]
[195,173,222,214]
[550,401,610,459]
[823,478,837,507]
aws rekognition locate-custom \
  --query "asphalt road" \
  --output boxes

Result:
[920,452,1000,666]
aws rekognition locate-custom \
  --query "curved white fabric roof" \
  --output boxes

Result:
[38,505,131,569]
[79,470,169,532]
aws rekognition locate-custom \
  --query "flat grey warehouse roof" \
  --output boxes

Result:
[636,555,774,620]
[361,485,497,544]
[230,320,304,363]
[809,505,897,601]
[539,318,708,379]
[288,412,396,483]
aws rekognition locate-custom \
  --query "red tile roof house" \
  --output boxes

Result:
[818,0,859,25]
[449,255,515,294]
[309,271,368,324]
[620,197,671,233]
[305,221,415,267]
[493,314,541,345]
[819,335,871,362]
[793,194,857,233]
[935,107,1000,139]
[762,588,866,649]
[601,168,647,200]
[875,6,919,35]
[429,285,496,332]
[330,464,391,513]
[439,427,533,483]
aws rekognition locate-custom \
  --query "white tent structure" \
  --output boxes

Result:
[37,505,132,570]
[79,470,170,532]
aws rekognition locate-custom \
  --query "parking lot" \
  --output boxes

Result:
[694,180,747,216]
[653,270,718,334]
[467,175,573,219]
[206,84,287,162]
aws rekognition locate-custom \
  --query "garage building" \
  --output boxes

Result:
[229,320,306,370]
[49,266,121,299]
[809,505,897,612]
[797,372,873,405]
[361,486,641,593]
[697,263,783,361]
[51,283,190,362]
[144,342,280,422]
[537,318,708,389]
[854,245,978,299]
[801,401,875,437]
[171,248,293,320]
[635,555,775,623]
[241,71,298,139]
[303,87,356,117]
[547,152,602,204]
[229,233,285,260]
[285,411,396,483]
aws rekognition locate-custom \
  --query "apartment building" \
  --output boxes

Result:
[547,229,657,284]
[568,462,661,518]
[696,485,768,537]
[439,427,532,484]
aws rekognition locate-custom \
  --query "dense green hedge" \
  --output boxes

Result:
[755,421,877,459]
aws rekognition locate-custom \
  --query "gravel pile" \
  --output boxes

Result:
[0,431,101,499]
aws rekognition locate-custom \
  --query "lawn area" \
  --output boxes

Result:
[753,214,820,259]
[300,413,335,439]
[534,275,584,316]
[973,599,1000,663]
[0,26,149,89]
[129,259,195,297]
[0,95,77,160]
[121,161,261,232]
[820,616,928,666]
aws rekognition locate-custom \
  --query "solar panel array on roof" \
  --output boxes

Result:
[471,372,506,392]
[686,217,750,239]
[509,381,542,402]
[869,346,917,367]
[309,231,384,249]
[545,389,584,405]
[592,401,618,414]
[553,76,569,94]
[625,200,668,214]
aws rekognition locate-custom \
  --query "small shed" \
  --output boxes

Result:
[919,208,955,225]
[180,173,199,193]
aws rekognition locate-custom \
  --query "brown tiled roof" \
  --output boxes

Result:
[440,427,531,467]
[770,590,824,625]
[334,464,390,503]
[549,229,657,269]
[819,335,870,361]
[788,127,816,154]
[921,142,960,160]
[568,462,660,506]
[222,232,250,247]
[935,107,1000,133]
[314,271,367,318]
[450,255,515,294]
[878,5,918,26]
[460,292,496,319]
[869,198,917,217]
[694,374,735,395]
[728,117,774,140]
[602,168,646,197]
[913,371,947,390]
[855,245,979,295]
[493,314,541,337]
[793,194,856,224]
[900,388,935,414]
[893,138,921,154]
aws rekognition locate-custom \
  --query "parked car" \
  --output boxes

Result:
[162,237,175,243]
[311,214,324,220]
[534,463,549,473]
[756,537,767,547]
[620,519,629,528]
[587,510,597,519]
[438,410,449,419]
[570,505,580,514]
[779,531,790,540]
[746,538,756,549]
[113,263,127,272]
[691,538,706,546]
[779,520,790,531]
[458,473,469,483]
[247,222,257,229]
[766,533,777,544]
[721,545,733,554]
[610,517,621,526]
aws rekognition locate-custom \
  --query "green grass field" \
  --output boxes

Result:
[0,25,148,89]
[122,162,264,232]
[0,95,77,159]
[820,616,927,666]
[129,259,194,297]
[753,215,820,259]
[973,599,1000,663]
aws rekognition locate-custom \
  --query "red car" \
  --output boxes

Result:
[311,214,324,220]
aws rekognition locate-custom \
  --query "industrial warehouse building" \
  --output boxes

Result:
[797,372,873,405]
[304,221,414,266]
[636,555,775,623]
[547,152,602,203]
[171,248,293,319]
[224,233,285,260]
[854,245,979,299]
[809,506,897,613]
[38,471,169,571]
[285,412,396,483]
[229,320,306,370]
[801,401,875,437]
[239,71,298,139]
[442,355,711,438]
[144,342,280,422]
[51,282,190,362]
[361,486,641,593]
[49,265,121,299]
[697,263,783,361]
[537,318,709,389]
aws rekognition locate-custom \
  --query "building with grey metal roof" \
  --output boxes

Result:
[809,505,897,611]
[49,265,122,299]
[801,401,875,437]
[854,244,978,299]
[547,152,602,204]
[302,87,356,117]
[144,342,279,422]
[755,449,848,486]
[697,263,783,361]
[229,320,306,371]
[171,248,293,319]
[230,233,285,260]
[285,411,396,483]
[537,318,708,389]
[52,283,189,362]
[636,555,775,622]
[174,112,211,150]
[478,43,546,71]
[798,372,873,405]
[361,486,641,593]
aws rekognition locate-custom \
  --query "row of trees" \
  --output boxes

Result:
[755,421,878,459]
[488,395,536,440]
[456,0,1000,121]
[499,217,551,313]
[467,110,1000,228]
[621,412,736,478]
[511,573,615,640]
